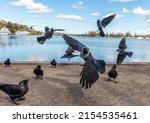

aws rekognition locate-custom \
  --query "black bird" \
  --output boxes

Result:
[50,59,57,67]
[97,13,116,37]
[37,27,65,45]
[62,34,106,89]
[108,64,118,83]
[4,58,11,67]
[33,65,43,79]
[116,38,133,64]
[0,79,29,105]
[61,46,79,59]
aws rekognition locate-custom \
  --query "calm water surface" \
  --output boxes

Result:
[0,35,150,63]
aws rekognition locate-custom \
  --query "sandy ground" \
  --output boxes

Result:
[0,63,150,106]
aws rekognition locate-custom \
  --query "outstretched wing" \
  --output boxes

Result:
[60,54,79,59]
[118,38,127,50]
[80,60,99,89]
[62,35,89,52]
[116,53,126,64]
[95,59,106,74]
[101,13,116,28]
[97,20,102,31]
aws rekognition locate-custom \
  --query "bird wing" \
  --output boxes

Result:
[54,29,65,31]
[101,13,116,28]
[80,59,99,89]
[97,20,102,31]
[60,54,79,59]
[97,20,105,37]
[95,59,106,74]
[118,38,127,50]
[62,35,89,52]
[117,53,126,64]
[0,84,22,95]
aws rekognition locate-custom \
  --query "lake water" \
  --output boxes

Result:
[0,35,150,63]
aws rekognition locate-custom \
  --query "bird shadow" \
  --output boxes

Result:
[49,77,99,106]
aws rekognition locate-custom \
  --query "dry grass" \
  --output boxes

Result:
[0,63,150,106]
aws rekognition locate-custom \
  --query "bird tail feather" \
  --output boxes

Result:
[37,36,46,45]
[127,52,133,57]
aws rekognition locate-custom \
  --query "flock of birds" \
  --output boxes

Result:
[0,13,133,105]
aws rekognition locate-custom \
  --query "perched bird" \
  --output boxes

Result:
[61,46,79,59]
[108,64,118,83]
[50,59,57,67]
[0,79,29,105]
[97,13,116,37]
[4,58,11,67]
[37,27,65,45]
[33,65,43,79]
[62,34,106,89]
[117,38,133,64]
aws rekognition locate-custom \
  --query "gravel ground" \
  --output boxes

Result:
[0,63,150,106]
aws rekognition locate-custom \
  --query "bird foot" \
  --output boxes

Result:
[107,78,111,81]
[11,99,20,105]
[114,81,118,83]
[18,97,25,101]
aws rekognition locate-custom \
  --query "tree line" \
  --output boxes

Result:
[0,20,42,35]
[85,31,150,38]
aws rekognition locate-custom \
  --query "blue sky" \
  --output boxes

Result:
[0,0,150,34]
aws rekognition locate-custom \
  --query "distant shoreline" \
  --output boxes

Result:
[0,62,149,65]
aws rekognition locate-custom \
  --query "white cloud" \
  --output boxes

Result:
[55,14,82,21]
[90,12,100,17]
[110,0,135,2]
[122,8,129,13]
[71,1,85,9]
[10,0,33,6]
[132,7,150,16]
[10,0,53,14]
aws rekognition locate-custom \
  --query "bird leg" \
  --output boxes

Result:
[114,79,118,83]
[11,98,20,105]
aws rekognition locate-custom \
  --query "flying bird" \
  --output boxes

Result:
[61,46,79,59]
[50,59,57,67]
[37,27,65,45]
[108,64,118,83]
[62,34,106,89]
[4,58,11,67]
[33,65,43,79]
[97,13,116,37]
[117,38,133,64]
[0,79,29,105]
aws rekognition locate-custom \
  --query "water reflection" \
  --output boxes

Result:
[0,35,150,62]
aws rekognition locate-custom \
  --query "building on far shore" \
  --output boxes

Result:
[0,27,11,35]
